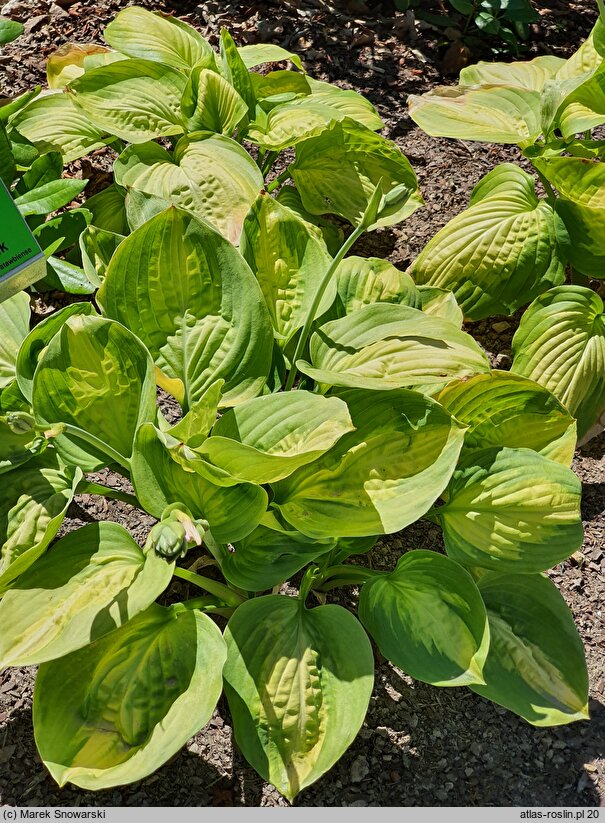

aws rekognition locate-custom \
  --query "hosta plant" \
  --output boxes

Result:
[408,0,605,441]
[0,5,591,802]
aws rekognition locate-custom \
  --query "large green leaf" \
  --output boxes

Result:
[34,603,226,789]
[68,59,187,143]
[220,511,334,591]
[298,303,489,391]
[237,43,304,72]
[113,134,263,244]
[273,388,465,538]
[290,119,423,229]
[16,302,96,403]
[104,6,214,72]
[410,164,566,320]
[459,55,565,91]
[223,595,374,801]
[9,92,107,163]
[240,194,334,344]
[182,67,247,135]
[359,551,489,687]
[471,573,589,726]
[248,84,382,151]
[0,452,81,592]
[333,255,421,317]
[131,423,267,544]
[32,315,157,472]
[98,207,273,410]
[0,521,174,667]
[437,371,577,465]
[0,292,30,390]
[407,84,542,145]
[511,286,605,442]
[436,446,583,573]
[532,155,605,278]
[201,390,354,484]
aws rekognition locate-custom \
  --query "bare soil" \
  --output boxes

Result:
[0,0,603,808]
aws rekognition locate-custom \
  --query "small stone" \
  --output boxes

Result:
[492,321,510,333]
[349,800,368,807]
[493,352,511,369]
[583,762,598,773]
[0,0,25,15]
[49,2,69,16]
[465,767,474,777]
[350,755,370,783]
[470,742,482,757]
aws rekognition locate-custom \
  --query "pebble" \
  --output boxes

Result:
[492,321,510,333]
[350,755,370,783]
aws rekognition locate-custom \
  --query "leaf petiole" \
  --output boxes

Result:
[173,567,246,607]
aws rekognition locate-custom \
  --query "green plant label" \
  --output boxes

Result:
[0,180,45,302]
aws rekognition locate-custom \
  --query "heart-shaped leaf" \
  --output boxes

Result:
[131,423,267,544]
[98,207,273,410]
[333,255,421,317]
[32,315,157,471]
[273,388,465,538]
[220,511,335,591]
[0,521,174,667]
[0,452,82,593]
[240,193,334,344]
[16,302,96,402]
[223,594,374,801]
[104,6,214,72]
[532,155,605,279]
[298,303,490,391]
[436,446,583,573]
[290,119,423,229]
[408,84,542,145]
[68,59,187,143]
[410,164,566,320]
[511,286,605,441]
[10,92,108,162]
[182,67,247,135]
[201,390,354,483]
[34,603,226,788]
[113,134,263,244]
[471,572,589,726]
[359,550,489,687]
[437,371,577,466]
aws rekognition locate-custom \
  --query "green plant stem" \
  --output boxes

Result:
[76,479,142,509]
[284,220,367,391]
[61,423,131,471]
[180,596,236,618]
[266,168,291,193]
[261,151,279,178]
[173,567,246,607]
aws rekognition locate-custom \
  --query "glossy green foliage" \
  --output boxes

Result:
[0,5,594,804]
[34,603,227,788]
[98,207,273,410]
[223,595,374,801]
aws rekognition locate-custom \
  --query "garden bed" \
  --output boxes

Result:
[0,0,603,807]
